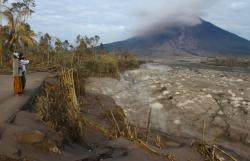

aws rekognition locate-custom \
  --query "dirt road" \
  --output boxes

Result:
[0,72,48,125]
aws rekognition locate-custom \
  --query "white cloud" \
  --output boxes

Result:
[28,0,250,43]
[204,0,250,40]
[230,2,246,9]
[132,0,221,35]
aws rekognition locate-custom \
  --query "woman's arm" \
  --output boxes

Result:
[20,59,30,65]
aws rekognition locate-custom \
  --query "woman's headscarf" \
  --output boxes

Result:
[13,52,19,59]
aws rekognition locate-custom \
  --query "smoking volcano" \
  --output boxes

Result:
[105,19,250,57]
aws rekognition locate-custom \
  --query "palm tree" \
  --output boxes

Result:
[3,8,36,53]
[0,1,36,75]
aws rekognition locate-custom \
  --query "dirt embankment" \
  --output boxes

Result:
[0,72,180,161]
[0,67,243,161]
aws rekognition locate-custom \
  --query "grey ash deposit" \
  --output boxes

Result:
[86,62,250,160]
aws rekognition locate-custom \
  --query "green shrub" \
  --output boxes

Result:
[81,54,119,79]
[204,57,250,68]
[117,54,139,72]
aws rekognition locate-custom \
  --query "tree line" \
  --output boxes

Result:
[0,0,105,67]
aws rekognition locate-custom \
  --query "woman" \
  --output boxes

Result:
[19,53,29,90]
[13,52,23,96]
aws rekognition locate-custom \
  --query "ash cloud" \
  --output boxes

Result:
[133,0,220,35]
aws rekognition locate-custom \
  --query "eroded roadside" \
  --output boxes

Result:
[1,65,248,161]
[85,63,250,161]
[0,71,183,161]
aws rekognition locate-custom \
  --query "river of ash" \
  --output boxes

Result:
[85,62,250,160]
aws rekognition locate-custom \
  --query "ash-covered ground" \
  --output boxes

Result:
[86,62,250,160]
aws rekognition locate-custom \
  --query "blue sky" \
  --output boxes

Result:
[28,0,250,43]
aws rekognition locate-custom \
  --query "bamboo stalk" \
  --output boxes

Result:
[202,120,205,144]
[57,69,83,138]
[145,107,152,144]
[138,139,174,160]
[212,145,238,161]
[156,135,162,149]
[133,126,138,139]
[110,110,121,136]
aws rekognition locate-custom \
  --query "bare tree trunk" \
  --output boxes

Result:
[145,107,152,144]
[0,45,3,66]
[71,52,75,67]
[41,51,44,65]
[47,50,50,66]
[0,26,3,66]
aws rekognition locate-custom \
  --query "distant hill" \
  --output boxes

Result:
[104,19,250,58]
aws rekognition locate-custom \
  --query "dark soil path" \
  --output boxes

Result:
[0,73,49,125]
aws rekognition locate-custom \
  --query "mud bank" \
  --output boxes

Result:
[85,63,250,161]
[0,74,181,161]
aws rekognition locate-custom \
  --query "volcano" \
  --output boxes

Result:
[105,19,250,58]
